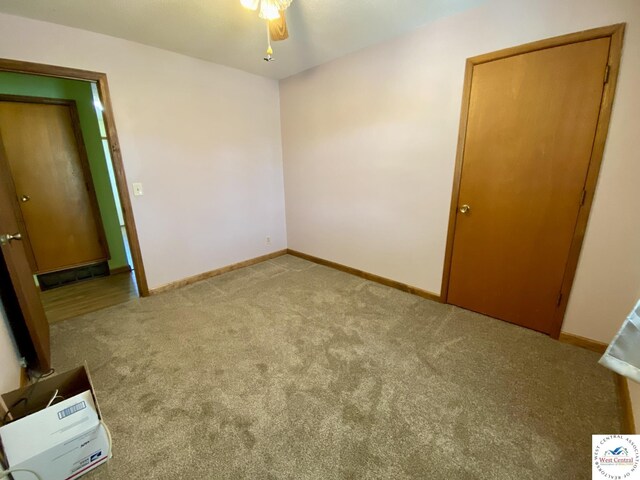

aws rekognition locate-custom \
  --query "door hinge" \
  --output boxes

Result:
[580,189,587,206]
[557,292,563,307]
[604,65,610,84]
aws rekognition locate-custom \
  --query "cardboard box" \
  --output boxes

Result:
[0,366,111,480]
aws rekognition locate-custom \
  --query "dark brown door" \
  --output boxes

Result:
[0,100,108,274]
[447,38,610,334]
[0,138,50,370]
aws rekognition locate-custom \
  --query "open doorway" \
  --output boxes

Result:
[0,76,137,323]
[0,59,148,370]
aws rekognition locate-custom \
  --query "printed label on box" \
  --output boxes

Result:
[58,401,87,420]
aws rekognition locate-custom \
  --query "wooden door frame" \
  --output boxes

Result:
[0,94,111,273]
[440,24,625,339]
[0,59,149,296]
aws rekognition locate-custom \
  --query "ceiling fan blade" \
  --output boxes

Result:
[269,10,289,41]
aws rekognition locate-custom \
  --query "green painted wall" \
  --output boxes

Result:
[0,72,128,271]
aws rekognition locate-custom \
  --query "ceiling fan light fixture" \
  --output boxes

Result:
[242,0,292,20]
[259,1,281,20]
[240,0,293,60]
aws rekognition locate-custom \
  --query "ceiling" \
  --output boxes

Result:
[0,0,486,79]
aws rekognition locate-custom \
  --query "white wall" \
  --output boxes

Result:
[0,12,287,290]
[280,0,640,345]
[0,301,21,393]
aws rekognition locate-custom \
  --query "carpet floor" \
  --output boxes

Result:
[50,255,621,479]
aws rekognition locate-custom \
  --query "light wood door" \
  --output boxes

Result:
[0,138,50,370]
[0,101,108,274]
[447,38,610,334]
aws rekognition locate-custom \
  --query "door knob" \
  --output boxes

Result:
[0,232,22,245]
[20,195,30,202]
[459,204,471,214]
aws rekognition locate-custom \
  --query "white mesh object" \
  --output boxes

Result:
[599,299,640,383]
[257,0,293,19]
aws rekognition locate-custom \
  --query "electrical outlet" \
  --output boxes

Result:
[266,236,271,246]
[133,182,144,196]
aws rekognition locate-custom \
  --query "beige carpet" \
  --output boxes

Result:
[50,255,621,479]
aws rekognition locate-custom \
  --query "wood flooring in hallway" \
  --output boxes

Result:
[41,271,138,324]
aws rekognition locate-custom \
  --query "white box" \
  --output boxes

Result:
[0,366,111,480]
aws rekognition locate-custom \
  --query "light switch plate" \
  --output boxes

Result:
[133,182,144,196]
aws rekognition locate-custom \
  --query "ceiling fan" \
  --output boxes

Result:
[240,0,292,61]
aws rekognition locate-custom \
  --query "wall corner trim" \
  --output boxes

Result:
[148,250,288,295]
[558,332,608,354]
[615,374,637,434]
[286,249,441,303]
